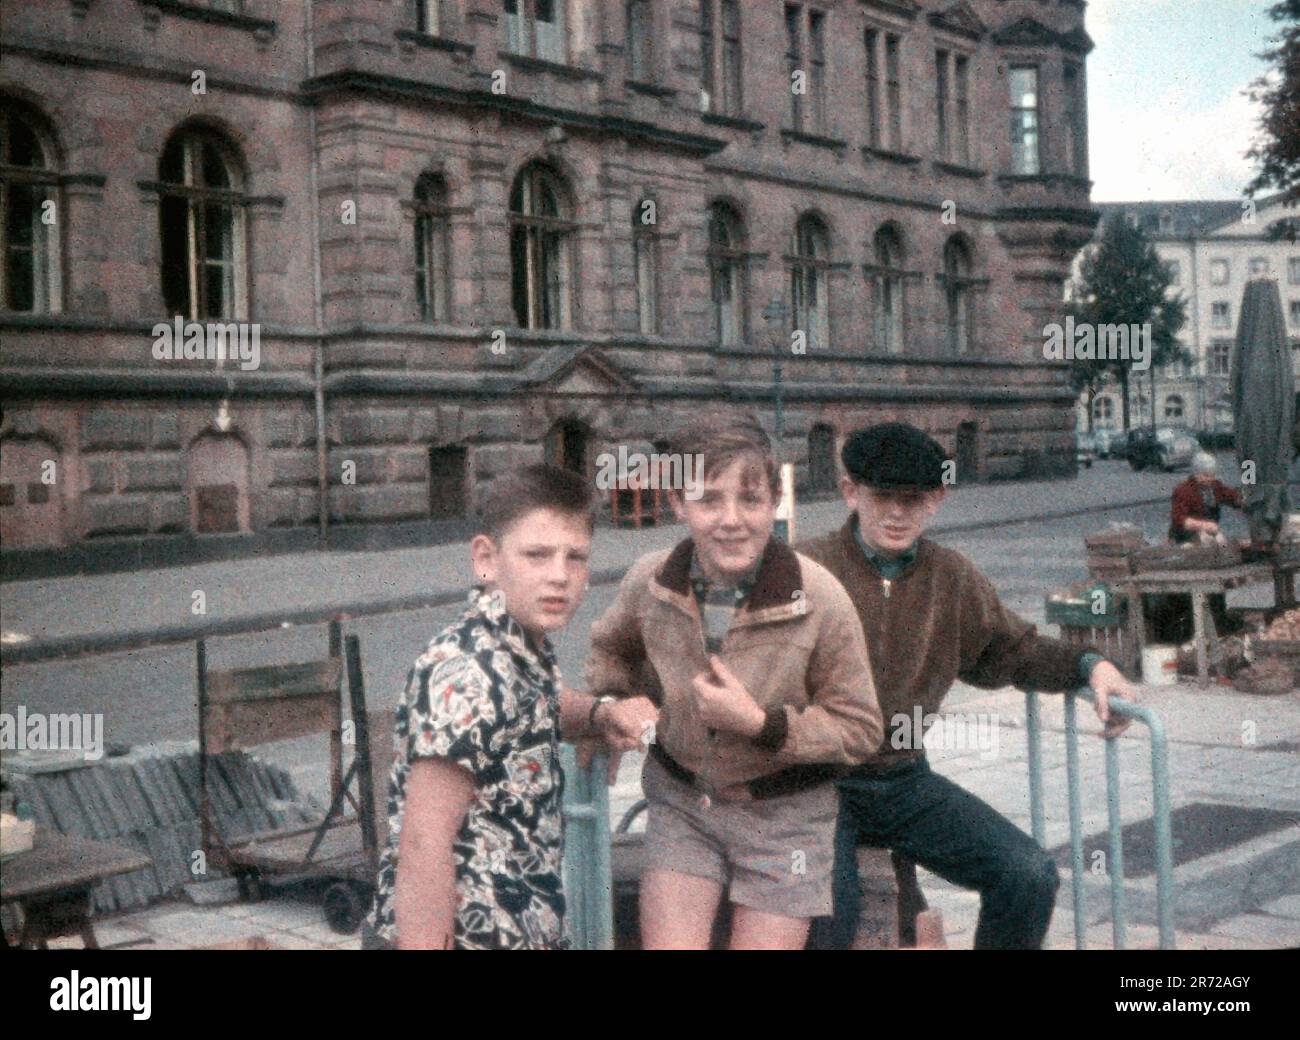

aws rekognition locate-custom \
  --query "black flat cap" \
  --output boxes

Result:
[842,422,947,489]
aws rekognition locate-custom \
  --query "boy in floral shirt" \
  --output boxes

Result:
[364,464,655,950]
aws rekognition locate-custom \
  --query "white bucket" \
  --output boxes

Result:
[1141,645,1180,686]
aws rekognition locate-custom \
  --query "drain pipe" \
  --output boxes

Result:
[306,0,328,549]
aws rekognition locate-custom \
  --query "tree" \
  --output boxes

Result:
[1066,216,1189,432]
[1246,0,1300,240]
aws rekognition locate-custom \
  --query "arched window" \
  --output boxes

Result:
[159,127,246,320]
[413,173,450,322]
[509,163,574,330]
[1093,396,1115,425]
[872,225,905,354]
[790,214,830,349]
[0,99,61,313]
[633,198,658,334]
[1163,395,1184,422]
[707,201,745,346]
[943,236,972,354]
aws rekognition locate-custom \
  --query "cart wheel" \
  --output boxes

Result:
[324,882,364,934]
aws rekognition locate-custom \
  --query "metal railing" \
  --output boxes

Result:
[1026,686,1175,950]
[559,747,614,950]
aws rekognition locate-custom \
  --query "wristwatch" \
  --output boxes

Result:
[589,694,616,730]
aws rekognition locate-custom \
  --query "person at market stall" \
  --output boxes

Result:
[799,422,1140,950]
[1169,452,1244,545]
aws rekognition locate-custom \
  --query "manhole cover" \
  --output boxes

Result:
[1049,802,1300,878]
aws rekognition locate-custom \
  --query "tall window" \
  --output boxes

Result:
[413,173,449,322]
[633,199,657,334]
[1163,395,1184,422]
[1211,301,1230,329]
[509,163,573,329]
[627,0,653,81]
[1289,300,1300,328]
[943,237,972,354]
[884,33,902,149]
[785,4,826,133]
[415,0,440,34]
[707,202,745,346]
[953,54,970,164]
[1093,396,1114,426]
[700,1,742,115]
[159,127,245,320]
[790,214,830,349]
[1210,258,1229,285]
[1288,257,1300,285]
[1009,67,1040,175]
[0,100,60,313]
[1062,64,1085,177]
[504,0,566,63]
[1210,340,1232,376]
[935,49,949,158]
[872,225,905,354]
[864,29,880,147]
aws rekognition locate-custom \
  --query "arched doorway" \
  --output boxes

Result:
[955,422,978,484]
[0,436,64,547]
[545,419,590,477]
[808,424,836,493]
[187,432,250,534]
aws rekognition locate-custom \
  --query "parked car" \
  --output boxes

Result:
[1102,428,1133,460]
[1093,429,1121,459]
[1127,427,1198,471]
[1075,432,1096,468]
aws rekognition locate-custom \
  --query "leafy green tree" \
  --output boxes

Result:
[1246,0,1300,241]
[1067,216,1189,432]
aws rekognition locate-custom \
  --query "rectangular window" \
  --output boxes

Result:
[416,0,440,34]
[700,0,742,115]
[1289,257,1300,285]
[864,29,880,147]
[627,0,653,81]
[505,0,566,62]
[634,234,657,334]
[954,54,970,164]
[809,9,826,132]
[1009,66,1039,175]
[1211,340,1232,376]
[1290,300,1300,327]
[785,4,803,130]
[1210,258,1229,285]
[885,34,902,150]
[1211,301,1231,329]
[699,0,715,109]
[721,0,742,114]
[935,49,949,159]
[1249,256,1270,277]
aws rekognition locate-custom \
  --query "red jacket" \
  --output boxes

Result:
[1169,477,1242,542]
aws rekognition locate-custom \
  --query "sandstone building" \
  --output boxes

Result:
[0,0,1096,574]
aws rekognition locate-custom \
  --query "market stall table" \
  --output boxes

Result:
[1,831,151,949]
[1121,561,1299,687]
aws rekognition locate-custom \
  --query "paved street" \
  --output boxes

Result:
[4,457,1298,949]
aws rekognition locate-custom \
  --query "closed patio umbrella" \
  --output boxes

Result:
[1231,279,1295,545]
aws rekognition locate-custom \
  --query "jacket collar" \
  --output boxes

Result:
[652,535,808,624]
[838,515,928,580]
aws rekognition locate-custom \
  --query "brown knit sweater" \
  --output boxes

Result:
[798,517,1092,762]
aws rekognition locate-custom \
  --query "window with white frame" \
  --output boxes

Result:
[413,173,450,322]
[708,201,745,346]
[159,127,246,320]
[504,0,566,63]
[1210,258,1229,285]
[1211,301,1231,329]
[1163,395,1184,421]
[1092,396,1114,424]
[790,214,830,349]
[0,99,61,313]
[699,0,743,115]
[509,163,573,329]
[1210,339,1232,376]
[1009,67,1039,175]
[872,225,905,354]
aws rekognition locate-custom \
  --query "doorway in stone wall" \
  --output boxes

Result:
[545,419,590,477]
[429,445,468,519]
[0,436,64,548]
[187,432,250,534]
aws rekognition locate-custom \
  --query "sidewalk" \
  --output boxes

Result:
[0,461,1185,658]
[31,676,1297,951]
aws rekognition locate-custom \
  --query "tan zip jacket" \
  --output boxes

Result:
[585,536,884,789]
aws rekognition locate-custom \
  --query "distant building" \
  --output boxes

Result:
[1077,196,1300,435]
[1,0,1099,574]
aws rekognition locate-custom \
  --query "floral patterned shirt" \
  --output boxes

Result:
[366,588,567,949]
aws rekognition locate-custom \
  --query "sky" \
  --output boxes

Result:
[1086,0,1280,202]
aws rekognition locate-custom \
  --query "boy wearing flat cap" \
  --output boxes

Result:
[799,421,1139,950]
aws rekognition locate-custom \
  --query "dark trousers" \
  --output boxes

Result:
[807,758,1060,950]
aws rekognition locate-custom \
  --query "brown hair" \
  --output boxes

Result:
[667,410,780,498]
[476,463,594,541]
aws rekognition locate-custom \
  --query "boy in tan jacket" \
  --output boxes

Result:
[585,414,883,949]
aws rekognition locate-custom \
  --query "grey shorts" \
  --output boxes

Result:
[638,752,837,919]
